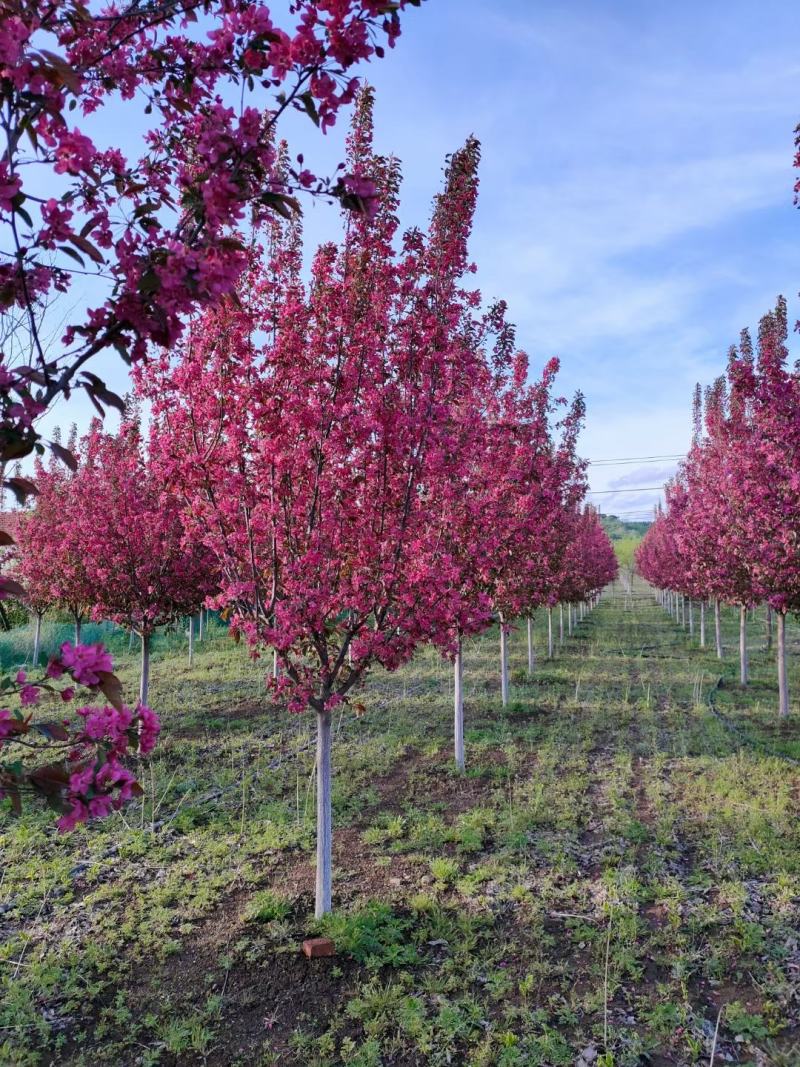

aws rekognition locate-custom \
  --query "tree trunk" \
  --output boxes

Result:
[32,611,42,667]
[547,607,554,659]
[188,615,194,667]
[688,599,694,638]
[315,709,333,917]
[527,617,535,674]
[568,605,573,637]
[499,618,510,707]
[559,604,564,644]
[272,648,279,681]
[198,610,204,642]
[74,616,82,645]
[777,611,789,718]
[765,604,773,653]
[140,631,150,707]
[739,604,748,685]
[454,634,464,770]
[715,600,722,659]
[699,600,706,648]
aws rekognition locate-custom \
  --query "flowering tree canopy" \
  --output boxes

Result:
[0,0,415,483]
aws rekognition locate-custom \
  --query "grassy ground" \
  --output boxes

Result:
[1,583,800,1066]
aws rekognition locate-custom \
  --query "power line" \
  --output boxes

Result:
[589,486,664,495]
[586,454,683,466]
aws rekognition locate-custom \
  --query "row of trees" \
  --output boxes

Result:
[14,416,215,705]
[6,90,617,915]
[636,296,799,718]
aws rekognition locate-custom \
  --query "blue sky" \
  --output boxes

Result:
[38,0,800,521]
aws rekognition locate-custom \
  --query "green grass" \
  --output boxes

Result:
[1,584,800,1065]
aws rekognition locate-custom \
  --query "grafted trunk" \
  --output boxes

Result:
[527,617,535,674]
[699,600,706,648]
[777,611,789,719]
[499,617,510,707]
[454,634,464,770]
[315,709,333,917]
[547,607,554,659]
[140,632,150,707]
[739,604,748,685]
[32,611,42,667]
[714,600,722,659]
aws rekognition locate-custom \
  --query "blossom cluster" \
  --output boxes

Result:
[0,642,160,830]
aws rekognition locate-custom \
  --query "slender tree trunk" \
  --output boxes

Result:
[715,600,722,659]
[32,611,42,667]
[700,600,706,648]
[499,617,509,707]
[272,648,279,680]
[140,632,150,707]
[188,615,194,667]
[765,604,773,653]
[559,604,564,644]
[315,709,333,917]
[688,599,694,638]
[682,595,687,628]
[776,611,789,718]
[454,634,464,770]
[739,604,748,685]
[74,615,82,645]
[198,610,204,642]
[568,605,574,637]
[527,617,535,674]
[547,607,554,659]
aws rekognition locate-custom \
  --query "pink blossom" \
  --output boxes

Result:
[19,685,39,706]
[60,642,113,686]
[137,705,161,755]
[0,708,14,741]
[57,800,88,833]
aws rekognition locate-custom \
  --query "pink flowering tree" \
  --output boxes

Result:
[70,413,217,704]
[0,0,415,483]
[469,356,586,708]
[0,641,159,830]
[723,298,800,716]
[13,436,93,642]
[143,92,502,916]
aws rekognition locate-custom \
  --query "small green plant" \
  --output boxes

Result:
[429,856,459,886]
[316,901,419,969]
[244,890,291,924]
